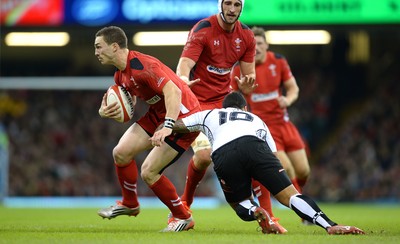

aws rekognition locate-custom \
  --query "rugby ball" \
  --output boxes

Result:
[106,85,134,123]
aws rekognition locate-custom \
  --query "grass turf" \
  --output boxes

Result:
[0,203,399,244]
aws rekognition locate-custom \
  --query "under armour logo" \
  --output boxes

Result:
[214,40,220,46]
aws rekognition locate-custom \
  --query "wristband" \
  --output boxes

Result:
[164,117,175,129]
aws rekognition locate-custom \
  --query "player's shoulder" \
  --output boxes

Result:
[192,16,214,33]
[129,51,163,70]
[236,21,254,40]
[267,51,287,61]
[238,21,251,31]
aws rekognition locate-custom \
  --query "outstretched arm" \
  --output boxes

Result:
[235,60,257,94]
[176,57,200,87]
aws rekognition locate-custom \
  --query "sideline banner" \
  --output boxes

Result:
[2,0,399,27]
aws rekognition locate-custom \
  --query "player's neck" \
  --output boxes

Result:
[217,14,235,33]
[114,49,129,71]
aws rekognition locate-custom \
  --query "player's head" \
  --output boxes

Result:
[223,92,247,109]
[95,26,128,49]
[94,26,128,65]
[218,0,245,24]
[252,26,269,64]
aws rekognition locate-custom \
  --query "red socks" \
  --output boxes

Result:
[292,178,302,193]
[297,177,308,190]
[181,158,207,207]
[252,179,274,217]
[150,175,190,219]
[115,160,139,208]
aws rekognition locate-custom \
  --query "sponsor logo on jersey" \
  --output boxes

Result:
[251,90,279,102]
[214,40,220,46]
[206,65,231,75]
[146,95,161,104]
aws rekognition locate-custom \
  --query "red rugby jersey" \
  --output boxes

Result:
[114,50,200,118]
[181,14,255,104]
[231,51,293,124]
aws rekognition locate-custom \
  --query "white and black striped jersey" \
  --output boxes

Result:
[182,107,277,153]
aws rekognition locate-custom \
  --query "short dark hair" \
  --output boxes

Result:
[251,26,267,42]
[95,26,128,49]
[222,92,247,109]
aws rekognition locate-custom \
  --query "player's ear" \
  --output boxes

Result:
[112,42,119,52]
[243,105,248,111]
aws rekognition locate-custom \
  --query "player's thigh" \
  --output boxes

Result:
[287,149,310,178]
[251,148,292,196]
[191,132,211,153]
[114,123,152,159]
[212,148,252,203]
[141,142,179,179]
[191,132,212,167]
[276,150,295,179]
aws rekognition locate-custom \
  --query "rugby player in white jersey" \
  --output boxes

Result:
[150,92,365,235]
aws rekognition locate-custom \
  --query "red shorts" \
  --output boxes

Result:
[267,121,305,152]
[137,109,200,151]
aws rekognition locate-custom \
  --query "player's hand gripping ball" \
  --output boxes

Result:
[106,85,134,122]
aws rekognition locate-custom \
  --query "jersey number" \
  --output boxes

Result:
[218,111,254,125]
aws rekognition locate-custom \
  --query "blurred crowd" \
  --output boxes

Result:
[303,77,400,202]
[0,90,215,198]
[0,68,399,203]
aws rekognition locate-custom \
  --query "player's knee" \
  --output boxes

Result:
[193,149,212,169]
[140,170,150,184]
[140,165,156,185]
[234,204,256,222]
[112,146,131,166]
[297,168,310,179]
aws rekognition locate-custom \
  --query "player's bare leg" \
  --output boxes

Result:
[98,123,148,219]
[142,139,194,231]
[252,180,287,233]
[287,149,310,191]
[274,185,365,235]
[181,133,212,207]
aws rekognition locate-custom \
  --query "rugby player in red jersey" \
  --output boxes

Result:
[94,26,201,232]
[231,26,311,225]
[175,0,287,233]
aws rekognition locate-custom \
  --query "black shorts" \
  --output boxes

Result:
[211,136,292,203]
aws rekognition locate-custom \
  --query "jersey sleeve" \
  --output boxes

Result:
[280,57,294,82]
[181,27,207,63]
[264,123,277,153]
[140,63,171,94]
[240,31,256,63]
[182,110,210,133]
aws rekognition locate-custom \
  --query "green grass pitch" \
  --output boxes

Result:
[1,203,399,244]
